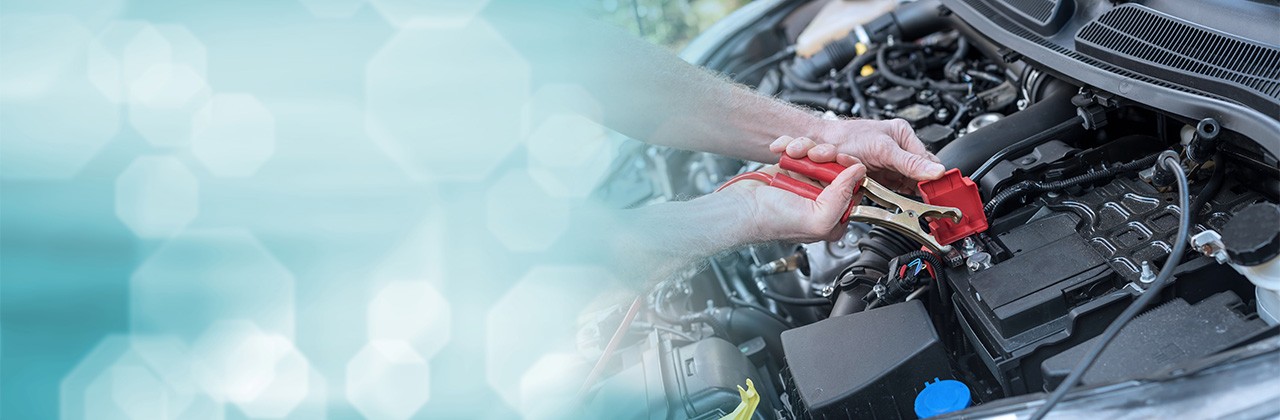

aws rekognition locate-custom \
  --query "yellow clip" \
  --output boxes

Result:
[856,43,875,77]
[722,378,760,420]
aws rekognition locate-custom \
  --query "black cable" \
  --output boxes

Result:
[1189,153,1225,222]
[969,115,1085,184]
[780,61,831,92]
[876,46,971,92]
[736,47,796,82]
[1029,154,1191,420]
[760,289,830,306]
[840,50,879,118]
[984,154,1160,217]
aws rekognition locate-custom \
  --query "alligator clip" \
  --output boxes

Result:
[771,155,963,253]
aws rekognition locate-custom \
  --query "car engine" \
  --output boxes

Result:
[585,0,1280,418]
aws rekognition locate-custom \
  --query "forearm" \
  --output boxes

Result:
[495,6,828,163]
[586,38,827,163]
[606,190,761,286]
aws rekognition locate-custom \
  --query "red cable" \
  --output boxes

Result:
[714,171,774,193]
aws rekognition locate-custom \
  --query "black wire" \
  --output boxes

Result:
[969,116,1085,184]
[1188,153,1225,223]
[1029,154,1191,420]
[780,61,831,91]
[984,154,1160,217]
[875,46,971,92]
[736,46,796,82]
[761,289,830,306]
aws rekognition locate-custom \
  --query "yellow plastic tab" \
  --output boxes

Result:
[722,378,760,420]
[856,43,875,77]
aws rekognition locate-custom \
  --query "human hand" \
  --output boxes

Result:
[771,119,945,193]
[720,159,866,243]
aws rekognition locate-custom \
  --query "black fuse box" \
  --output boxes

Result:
[782,300,950,419]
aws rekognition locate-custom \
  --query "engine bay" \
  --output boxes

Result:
[585,0,1280,418]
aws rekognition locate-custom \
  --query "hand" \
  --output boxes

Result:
[720,160,866,243]
[772,119,945,193]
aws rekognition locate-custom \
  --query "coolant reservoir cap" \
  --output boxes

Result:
[1222,202,1280,266]
[914,378,971,418]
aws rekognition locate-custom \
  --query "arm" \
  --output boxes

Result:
[494,7,945,185]
[608,159,866,285]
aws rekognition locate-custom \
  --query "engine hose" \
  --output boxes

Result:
[830,227,916,317]
[789,34,861,82]
[937,85,1082,174]
[840,50,880,118]
[984,154,1160,217]
[1189,153,1225,222]
[942,37,970,81]
[876,46,971,92]
[780,61,832,91]
[780,91,852,114]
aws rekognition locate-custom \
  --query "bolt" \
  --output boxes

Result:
[960,237,978,256]
[821,285,835,297]
[967,252,993,272]
[1139,261,1157,285]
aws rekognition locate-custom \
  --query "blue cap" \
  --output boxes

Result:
[914,378,971,418]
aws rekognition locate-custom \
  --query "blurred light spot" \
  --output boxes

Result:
[368,0,489,28]
[365,19,528,181]
[520,84,602,137]
[189,319,312,418]
[60,335,222,420]
[518,353,590,420]
[131,230,295,340]
[152,24,206,76]
[0,15,90,98]
[0,16,120,179]
[88,21,171,104]
[115,156,198,238]
[486,168,570,251]
[367,281,451,359]
[233,339,314,418]
[298,0,367,18]
[191,93,277,177]
[485,265,618,409]
[346,340,431,420]
[525,114,618,198]
[128,64,211,148]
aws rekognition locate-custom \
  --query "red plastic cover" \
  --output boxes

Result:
[918,168,988,246]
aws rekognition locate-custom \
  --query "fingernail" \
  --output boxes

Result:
[770,138,786,149]
[925,162,945,176]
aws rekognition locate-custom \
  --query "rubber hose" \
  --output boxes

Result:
[780,91,852,113]
[937,87,1083,174]
[789,35,860,81]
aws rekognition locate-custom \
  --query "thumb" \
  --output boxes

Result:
[889,148,946,181]
[815,163,866,222]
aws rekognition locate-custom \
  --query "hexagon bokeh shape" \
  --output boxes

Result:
[364,18,528,181]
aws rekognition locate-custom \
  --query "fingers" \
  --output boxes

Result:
[768,136,794,154]
[835,153,860,167]
[814,163,866,224]
[784,137,818,159]
[888,146,946,181]
[887,119,942,164]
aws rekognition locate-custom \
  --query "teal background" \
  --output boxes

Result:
[0,0,692,418]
